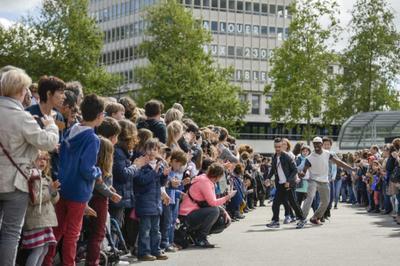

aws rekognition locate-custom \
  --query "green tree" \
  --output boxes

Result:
[264,0,340,143]
[0,0,119,95]
[329,0,400,121]
[135,0,248,131]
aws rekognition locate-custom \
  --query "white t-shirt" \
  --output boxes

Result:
[305,150,333,183]
[277,156,287,184]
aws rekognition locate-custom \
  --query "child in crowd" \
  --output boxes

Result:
[22,151,59,266]
[370,160,383,213]
[134,138,170,261]
[161,150,188,252]
[227,164,246,220]
[110,119,146,255]
[44,94,105,266]
[105,102,125,121]
[85,137,122,266]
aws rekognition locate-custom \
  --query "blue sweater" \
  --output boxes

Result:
[59,125,101,202]
[133,164,168,217]
[111,145,138,208]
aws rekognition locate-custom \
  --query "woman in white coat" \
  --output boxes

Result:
[0,68,59,266]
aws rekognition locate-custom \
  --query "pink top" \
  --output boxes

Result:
[179,174,229,216]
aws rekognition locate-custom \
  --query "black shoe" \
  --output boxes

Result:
[320,217,326,223]
[266,221,280,228]
[194,238,215,248]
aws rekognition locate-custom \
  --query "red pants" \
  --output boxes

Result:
[43,197,86,266]
[374,191,380,206]
[86,195,109,266]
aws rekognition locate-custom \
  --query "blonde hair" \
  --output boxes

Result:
[0,69,32,97]
[118,119,138,151]
[167,120,183,148]
[164,108,183,125]
[97,137,114,177]
[282,138,292,152]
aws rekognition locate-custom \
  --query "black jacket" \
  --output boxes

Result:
[137,119,167,144]
[267,152,298,186]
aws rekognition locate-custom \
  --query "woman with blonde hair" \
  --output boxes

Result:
[164,108,183,126]
[166,120,184,151]
[0,68,59,265]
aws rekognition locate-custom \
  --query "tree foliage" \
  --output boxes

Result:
[135,0,248,131]
[264,0,340,142]
[326,0,400,122]
[0,0,119,95]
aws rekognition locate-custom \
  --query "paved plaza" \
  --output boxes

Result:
[138,203,400,266]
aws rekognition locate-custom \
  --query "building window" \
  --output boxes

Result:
[229,0,235,10]
[269,26,276,34]
[220,0,227,9]
[269,4,276,14]
[236,47,243,57]
[251,95,260,114]
[212,0,218,9]
[203,0,210,8]
[261,4,268,15]
[253,3,260,13]
[237,1,243,12]
[328,66,334,75]
[194,0,201,5]
[211,21,218,32]
[261,26,268,35]
[245,2,252,13]
[277,5,284,17]
[185,0,192,5]
[228,46,235,56]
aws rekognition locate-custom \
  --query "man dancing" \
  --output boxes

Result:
[300,137,355,225]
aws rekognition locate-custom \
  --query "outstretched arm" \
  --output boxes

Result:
[331,157,355,172]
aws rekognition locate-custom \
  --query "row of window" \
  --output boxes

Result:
[116,70,134,85]
[202,20,289,39]
[238,122,340,141]
[91,0,291,24]
[102,21,148,43]
[204,45,273,61]
[91,0,156,23]
[100,46,145,66]
[181,0,290,18]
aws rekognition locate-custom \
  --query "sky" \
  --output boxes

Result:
[0,0,400,50]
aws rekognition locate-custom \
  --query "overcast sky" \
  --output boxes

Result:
[0,0,399,51]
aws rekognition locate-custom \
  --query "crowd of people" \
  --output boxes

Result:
[0,65,399,266]
[0,66,271,266]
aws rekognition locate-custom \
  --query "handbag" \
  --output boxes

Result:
[0,141,40,203]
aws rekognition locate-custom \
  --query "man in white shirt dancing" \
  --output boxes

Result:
[299,137,355,225]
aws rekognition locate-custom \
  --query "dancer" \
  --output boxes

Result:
[299,137,355,225]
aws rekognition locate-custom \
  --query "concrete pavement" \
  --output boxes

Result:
[130,203,399,266]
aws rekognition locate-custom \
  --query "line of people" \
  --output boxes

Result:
[0,66,269,266]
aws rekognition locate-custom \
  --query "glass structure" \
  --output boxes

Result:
[338,111,400,150]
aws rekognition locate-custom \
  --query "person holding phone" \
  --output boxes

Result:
[179,162,236,248]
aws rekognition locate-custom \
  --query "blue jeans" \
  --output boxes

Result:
[333,179,342,205]
[160,205,172,249]
[138,215,161,257]
[383,181,393,212]
[168,202,179,244]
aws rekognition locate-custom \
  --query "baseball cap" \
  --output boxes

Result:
[312,137,323,143]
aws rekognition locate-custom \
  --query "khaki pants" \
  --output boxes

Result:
[302,179,330,220]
